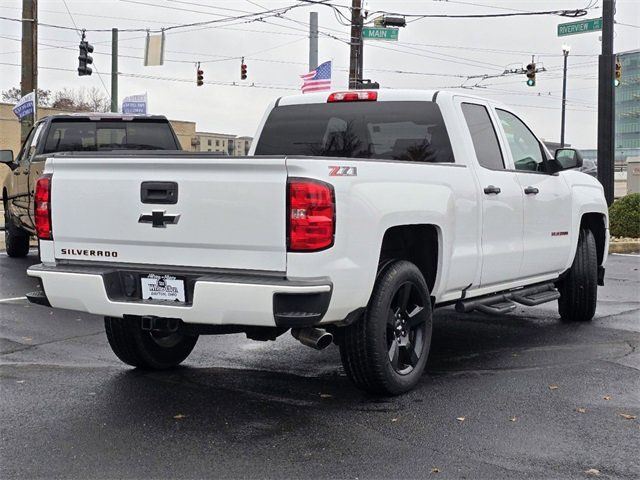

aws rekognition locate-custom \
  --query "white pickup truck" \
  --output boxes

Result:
[26,89,608,395]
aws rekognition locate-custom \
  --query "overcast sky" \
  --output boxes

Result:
[1,0,639,148]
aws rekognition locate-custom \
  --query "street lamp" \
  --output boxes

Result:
[561,44,571,148]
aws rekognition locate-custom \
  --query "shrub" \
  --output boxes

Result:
[609,193,640,238]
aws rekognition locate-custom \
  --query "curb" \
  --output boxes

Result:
[609,242,640,254]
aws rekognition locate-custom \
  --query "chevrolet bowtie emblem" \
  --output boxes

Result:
[138,210,181,228]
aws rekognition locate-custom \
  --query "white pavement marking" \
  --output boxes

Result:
[611,253,640,257]
[0,296,27,303]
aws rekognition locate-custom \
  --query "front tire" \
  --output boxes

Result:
[4,207,30,258]
[557,229,598,322]
[104,317,198,369]
[339,260,433,395]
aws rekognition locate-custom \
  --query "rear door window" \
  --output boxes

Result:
[255,101,455,163]
[43,120,178,153]
[461,103,505,170]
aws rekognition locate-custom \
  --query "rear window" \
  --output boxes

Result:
[42,120,178,153]
[255,101,454,163]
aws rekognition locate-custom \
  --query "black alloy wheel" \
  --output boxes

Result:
[386,281,428,375]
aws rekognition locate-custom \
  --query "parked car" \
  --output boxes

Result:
[1,113,182,257]
[580,157,598,177]
[26,90,608,395]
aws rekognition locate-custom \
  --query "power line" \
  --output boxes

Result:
[0,2,312,33]
[0,61,300,91]
[615,21,640,29]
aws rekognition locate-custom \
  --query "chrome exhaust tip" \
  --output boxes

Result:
[291,327,333,351]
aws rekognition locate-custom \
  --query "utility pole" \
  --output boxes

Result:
[20,0,37,143]
[597,0,615,206]
[560,45,570,148]
[111,28,118,113]
[309,12,318,71]
[348,0,363,89]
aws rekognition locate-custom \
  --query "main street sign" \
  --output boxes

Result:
[557,17,603,37]
[362,27,399,41]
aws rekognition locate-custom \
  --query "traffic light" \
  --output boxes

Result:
[526,63,536,87]
[615,59,622,87]
[381,16,406,27]
[356,79,380,89]
[78,34,93,76]
[240,57,247,80]
[196,64,204,86]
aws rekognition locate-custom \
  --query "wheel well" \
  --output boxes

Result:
[581,213,606,266]
[378,224,439,294]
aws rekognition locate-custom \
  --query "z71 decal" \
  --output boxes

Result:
[329,166,357,177]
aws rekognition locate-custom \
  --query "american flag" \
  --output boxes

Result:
[300,61,332,93]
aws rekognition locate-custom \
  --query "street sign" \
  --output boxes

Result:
[362,27,399,41]
[557,17,602,37]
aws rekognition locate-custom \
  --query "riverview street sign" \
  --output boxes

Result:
[557,17,603,37]
[362,27,399,41]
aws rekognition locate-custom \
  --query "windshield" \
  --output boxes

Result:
[42,120,179,153]
[255,101,454,163]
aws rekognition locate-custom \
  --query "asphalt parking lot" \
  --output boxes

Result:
[1,251,639,479]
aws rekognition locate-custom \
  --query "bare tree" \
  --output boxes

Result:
[85,87,110,112]
[1,87,52,106]
[2,86,109,112]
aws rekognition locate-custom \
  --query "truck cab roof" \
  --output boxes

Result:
[39,113,170,122]
[277,89,505,108]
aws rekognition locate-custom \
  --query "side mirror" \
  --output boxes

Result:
[554,148,583,171]
[0,149,14,164]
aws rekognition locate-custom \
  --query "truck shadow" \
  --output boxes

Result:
[95,306,610,415]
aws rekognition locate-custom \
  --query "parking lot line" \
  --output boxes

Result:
[611,253,640,257]
[0,296,27,303]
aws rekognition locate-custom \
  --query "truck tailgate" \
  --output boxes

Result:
[49,156,287,272]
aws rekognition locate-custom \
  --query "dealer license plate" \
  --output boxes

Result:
[140,274,186,303]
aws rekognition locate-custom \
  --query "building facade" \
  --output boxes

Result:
[194,132,252,156]
[194,132,236,154]
[615,49,640,162]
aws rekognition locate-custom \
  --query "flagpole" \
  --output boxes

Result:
[33,88,37,122]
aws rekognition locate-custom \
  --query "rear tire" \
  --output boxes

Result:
[4,207,30,258]
[104,316,198,369]
[557,228,598,322]
[339,260,433,395]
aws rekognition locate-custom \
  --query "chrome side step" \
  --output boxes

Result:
[455,282,560,315]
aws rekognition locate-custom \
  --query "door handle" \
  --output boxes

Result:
[140,181,178,204]
[524,186,539,195]
[483,185,501,195]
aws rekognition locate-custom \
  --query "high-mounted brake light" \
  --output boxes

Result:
[288,179,335,252]
[327,91,378,103]
[35,174,52,240]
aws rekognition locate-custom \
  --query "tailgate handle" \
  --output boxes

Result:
[141,181,178,204]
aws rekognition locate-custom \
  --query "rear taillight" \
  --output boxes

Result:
[327,91,377,102]
[35,174,52,240]
[287,179,335,252]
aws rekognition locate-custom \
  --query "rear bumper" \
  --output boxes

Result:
[27,263,332,328]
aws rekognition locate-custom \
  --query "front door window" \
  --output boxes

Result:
[496,109,546,173]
